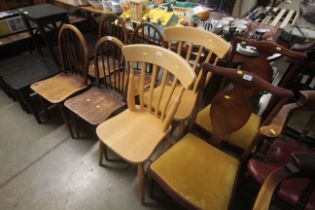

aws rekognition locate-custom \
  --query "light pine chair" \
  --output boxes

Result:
[144,26,231,137]
[31,24,88,137]
[96,44,196,203]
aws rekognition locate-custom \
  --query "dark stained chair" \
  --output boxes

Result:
[248,90,315,210]
[129,22,165,46]
[64,36,126,137]
[148,63,296,210]
[31,24,89,138]
[253,153,315,210]
[98,14,127,43]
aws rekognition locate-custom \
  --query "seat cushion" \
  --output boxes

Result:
[150,133,239,210]
[31,73,86,103]
[64,87,125,125]
[144,85,197,121]
[96,109,167,163]
[278,178,315,210]
[247,137,310,183]
[196,104,261,149]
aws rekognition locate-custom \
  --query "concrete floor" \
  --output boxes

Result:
[0,87,179,210]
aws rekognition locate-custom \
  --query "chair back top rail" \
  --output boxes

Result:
[58,24,89,83]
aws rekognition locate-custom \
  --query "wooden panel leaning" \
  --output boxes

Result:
[64,36,126,137]
[96,44,195,204]
[148,64,295,210]
[31,24,89,138]
[253,153,315,210]
[144,26,231,137]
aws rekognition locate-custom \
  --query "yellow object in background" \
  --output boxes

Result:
[142,8,178,27]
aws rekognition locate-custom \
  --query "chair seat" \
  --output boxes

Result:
[96,109,167,164]
[144,85,197,121]
[247,137,310,183]
[64,87,125,125]
[150,133,239,210]
[278,178,315,210]
[196,104,261,149]
[31,73,86,103]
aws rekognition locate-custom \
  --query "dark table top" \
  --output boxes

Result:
[19,4,67,21]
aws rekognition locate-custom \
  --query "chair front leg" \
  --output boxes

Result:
[137,163,145,204]
[99,141,105,166]
[58,103,74,138]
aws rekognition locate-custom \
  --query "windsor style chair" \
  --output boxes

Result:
[97,44,196,203]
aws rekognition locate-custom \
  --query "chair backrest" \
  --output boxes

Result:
[123,44,195,132]
[164,27,231,92]
[58,24,89,83]
[93,36,126,97]
[231,37,307,86]
[197,63,294,156]
[253,152,315,210]
[98,14,128,44]
[129,22,165,47]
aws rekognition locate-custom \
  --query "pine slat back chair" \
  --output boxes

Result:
[253,153,315,210]
[98,14,127,44]
[97,44,195,203]
[145,26,231,137]
[64,36,126,137]
[149,64,295,210]
[31,24,88,137]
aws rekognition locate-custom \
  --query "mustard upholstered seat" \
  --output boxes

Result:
[150,133,239,210]
[196,104,261,149]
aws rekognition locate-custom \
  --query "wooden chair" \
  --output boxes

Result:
[96,44,196,203]
[31,24,88,138]
[98,14,127,44]
[144,26,231,137]
[247,90,315,210]
[230,37,306,85]
[64,36,126,137]
[129,22,165,46]
[148,63,295,210]
[86,14,128,80]
[253,153,315,210]
[194,37,306,151]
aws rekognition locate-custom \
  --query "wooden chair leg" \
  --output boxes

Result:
[58,104,74,138]
[178,120,185,139]
[99,141,105,166]
[137,163,145,204]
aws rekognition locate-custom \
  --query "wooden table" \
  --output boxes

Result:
[55,0,113,15]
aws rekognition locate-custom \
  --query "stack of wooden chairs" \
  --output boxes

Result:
[2,11,315,209]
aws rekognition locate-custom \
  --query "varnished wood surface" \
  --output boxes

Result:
[31,73,87,103]
[55,0,113,15]
[64,87,125,125]
[97,109,167,163]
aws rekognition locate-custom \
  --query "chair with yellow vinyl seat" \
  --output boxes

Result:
[144,26,231,137]
[96,44,196,203]
[148,63,296,210]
